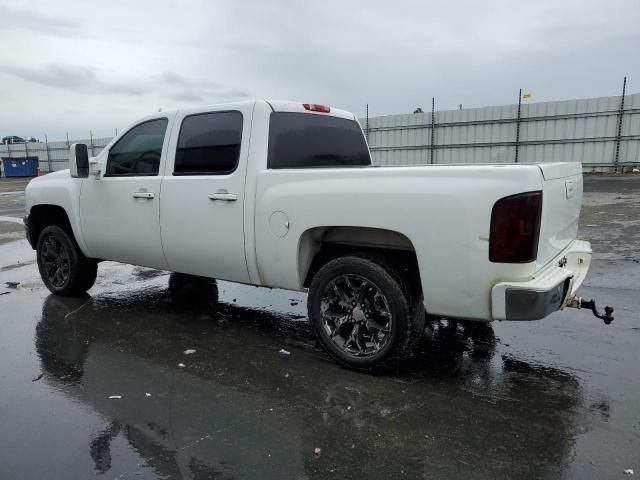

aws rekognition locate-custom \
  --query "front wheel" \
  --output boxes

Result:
[36,225,97,296]
[308,255,425,371]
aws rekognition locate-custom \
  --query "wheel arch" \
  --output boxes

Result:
[298,226,422,296]
[27,204,89,256]
[28,204,72,244]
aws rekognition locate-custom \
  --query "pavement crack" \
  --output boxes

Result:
[65,298,92,318]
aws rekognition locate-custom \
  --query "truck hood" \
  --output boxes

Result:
[29,169,71,183]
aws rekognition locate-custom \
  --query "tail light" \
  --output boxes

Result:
[489,191,542,263]
[303,103,330,113]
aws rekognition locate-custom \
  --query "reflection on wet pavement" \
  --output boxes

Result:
[19,275,582,479]
[0,252,638,479]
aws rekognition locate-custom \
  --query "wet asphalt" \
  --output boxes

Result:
[0,175,639,479]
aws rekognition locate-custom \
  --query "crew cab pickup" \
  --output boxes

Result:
[24,100,607,370]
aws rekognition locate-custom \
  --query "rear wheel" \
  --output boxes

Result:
[36,225,97,296]
[308,255,425,371]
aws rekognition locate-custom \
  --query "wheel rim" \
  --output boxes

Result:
[40,236,70,288]
[320,274,393,358]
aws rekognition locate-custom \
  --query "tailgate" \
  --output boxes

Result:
[536,162,583,270]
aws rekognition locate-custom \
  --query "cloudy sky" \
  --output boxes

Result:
[0,0,638,140]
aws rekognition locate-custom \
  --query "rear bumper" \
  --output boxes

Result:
[491,240,592,321]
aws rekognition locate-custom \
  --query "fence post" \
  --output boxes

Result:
[430,97,436,164]
[45,135,52,173]
[66,133,71,171]
[365,104,369,143]
[614,76,627,173]
[89,131,95,157]
[514,89,522,163]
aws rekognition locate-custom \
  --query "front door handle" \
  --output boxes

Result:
[208,192,237,202]
[133,191,155,199]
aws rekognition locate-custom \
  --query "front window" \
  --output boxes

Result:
[106,118,168,176]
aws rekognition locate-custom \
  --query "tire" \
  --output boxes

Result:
[36,225,97,296]
[308,255,425,372]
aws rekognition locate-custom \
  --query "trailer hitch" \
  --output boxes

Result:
[566,296,615,325]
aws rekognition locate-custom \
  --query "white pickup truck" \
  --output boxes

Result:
[24,100,612,370]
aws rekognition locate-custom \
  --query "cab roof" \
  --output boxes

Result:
[170,99,355,120]
[264,100,355,120]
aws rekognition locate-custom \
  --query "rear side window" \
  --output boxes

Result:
[268,112,371,169]
[174,111,243,175]
[106,118,167,176]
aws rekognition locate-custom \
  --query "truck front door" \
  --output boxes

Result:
[159,104,253,283]
[80,117,171,270]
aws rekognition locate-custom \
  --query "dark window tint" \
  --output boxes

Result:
[106,119,167,176]
[268,112,371,169]
[174,111,243,175]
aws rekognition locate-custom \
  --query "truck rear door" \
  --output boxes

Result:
[159,103,254,282]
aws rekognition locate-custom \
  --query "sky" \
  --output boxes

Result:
[0,0,638,140]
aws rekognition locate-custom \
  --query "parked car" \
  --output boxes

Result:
[23,100,611,370]
[2,135,26,145]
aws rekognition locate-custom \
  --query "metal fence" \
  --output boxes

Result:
[2,90,639,175]
[361,90,640,173]
[0,136,111,174]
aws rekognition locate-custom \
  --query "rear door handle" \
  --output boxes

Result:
[133,192,155,199]
[208,192,237,202]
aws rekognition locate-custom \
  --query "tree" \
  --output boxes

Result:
[413,107,424,114]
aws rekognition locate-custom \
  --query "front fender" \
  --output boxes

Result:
[25,171,90,256]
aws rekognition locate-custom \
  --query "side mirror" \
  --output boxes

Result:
[69,143,89,178]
